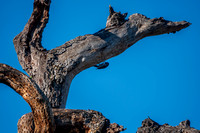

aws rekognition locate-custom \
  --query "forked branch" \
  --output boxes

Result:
[3,0,192,132]
[12,2,191,109]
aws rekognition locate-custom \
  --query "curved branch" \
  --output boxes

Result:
[11,2,191,109]
[48,7,191,77]
[0,63,55,133]
[13,0,50,74]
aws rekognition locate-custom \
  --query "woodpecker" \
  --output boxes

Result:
[94,62,109,69]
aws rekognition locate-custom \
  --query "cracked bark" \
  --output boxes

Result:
[0,0,192,132]
[137,118,200,133]
[0,63,125,133]
[0,63,55,133]
[18,109,126,133]
[13,0,190,109]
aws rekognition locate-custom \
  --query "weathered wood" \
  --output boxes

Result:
[0,63,55,133]
[0,0,192,132]
[18,109,126,133]
[13,0,190,109]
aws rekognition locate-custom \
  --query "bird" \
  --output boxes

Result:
[94,62,109,69]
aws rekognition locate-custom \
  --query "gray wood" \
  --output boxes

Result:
[13,0,190,108]
[0,0,192,132]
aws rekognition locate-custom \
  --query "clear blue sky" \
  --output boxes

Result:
[0,0,200,132]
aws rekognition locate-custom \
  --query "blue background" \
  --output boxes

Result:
[0,0,200,132]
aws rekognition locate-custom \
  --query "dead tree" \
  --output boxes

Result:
[0,0,190,132]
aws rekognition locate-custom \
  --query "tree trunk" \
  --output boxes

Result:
[0,0,191,132]
[0,63,126,133]
[12,0,190,109]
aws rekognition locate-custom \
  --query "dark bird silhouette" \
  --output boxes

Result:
[94,62,109,69]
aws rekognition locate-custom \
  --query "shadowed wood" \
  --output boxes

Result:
[0,0,192,132]
[13,0,190,108]
[0,63,55,133]
[18,109,126,133]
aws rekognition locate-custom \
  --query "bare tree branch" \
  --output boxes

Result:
[48,8,191,77]
[12,2,190,109]
[3,0,192,132]
[0,63,55,133]
[12,0,62,108]
[13,0,50,75]
[18,109,126,133]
